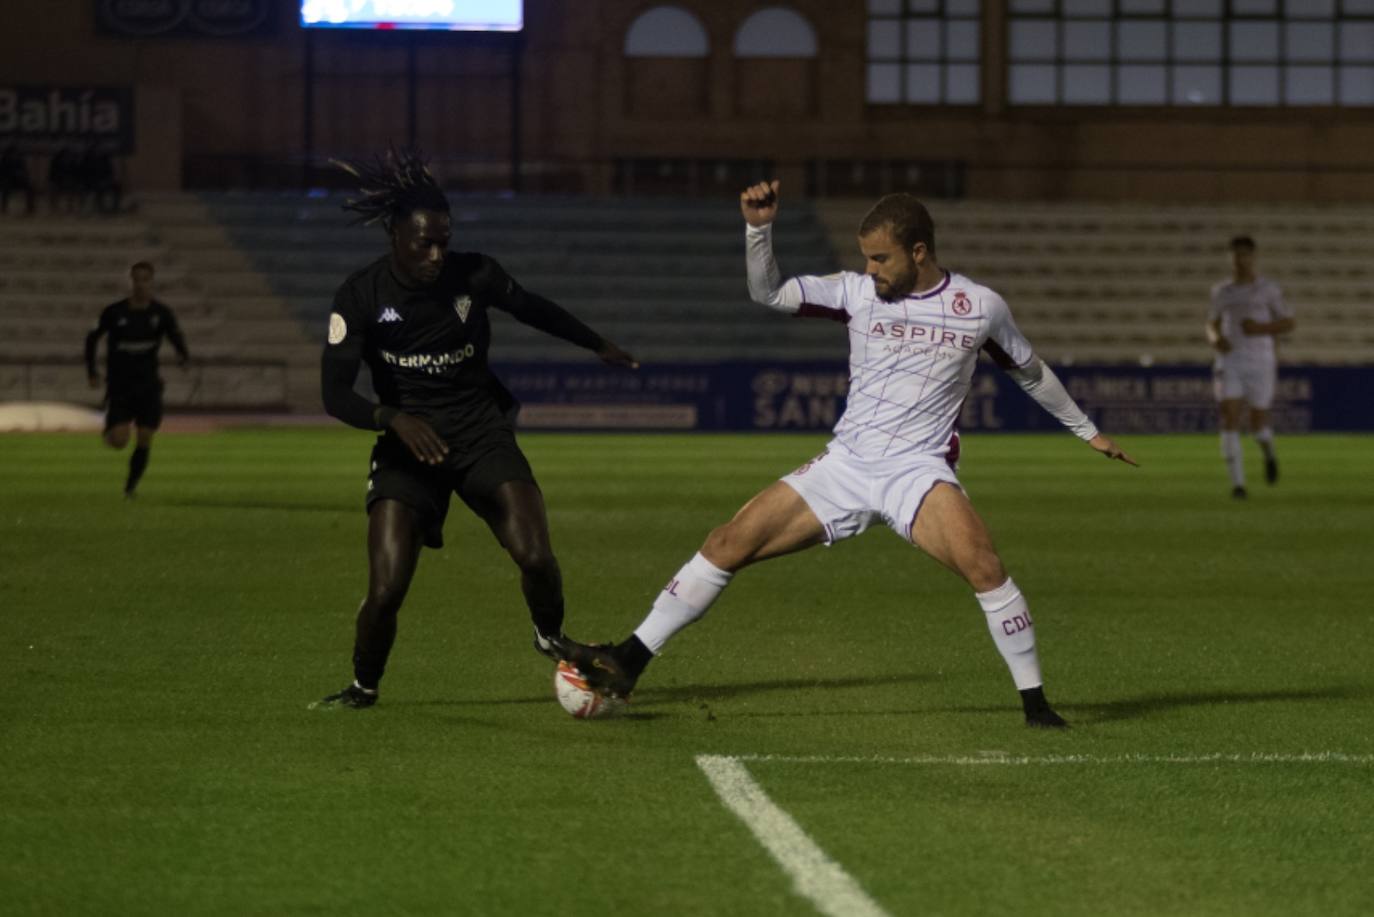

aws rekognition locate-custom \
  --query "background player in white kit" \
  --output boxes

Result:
[1207,236,1295,499]
[561,181,1136,728]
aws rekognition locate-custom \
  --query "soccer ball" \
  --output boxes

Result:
[554,661,624,719]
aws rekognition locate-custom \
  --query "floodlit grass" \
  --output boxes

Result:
[2,429,1371,915]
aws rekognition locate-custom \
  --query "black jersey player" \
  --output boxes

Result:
[313,148,638,709]
[84,261,189,497]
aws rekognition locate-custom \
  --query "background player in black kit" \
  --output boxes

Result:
[314,148,638,709]
[84,261,189,497]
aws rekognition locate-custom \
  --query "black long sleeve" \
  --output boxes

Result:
[477,259,602,351]
[84,327,103,378]
[500,288,604,351]
[85,306,112,376]
[163,307,189,362]
[321,347,392,431]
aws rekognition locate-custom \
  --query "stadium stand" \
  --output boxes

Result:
[6,195,1370,419]
[818,200,1374,366]
[0,196,317,413]
[195,191,843,370]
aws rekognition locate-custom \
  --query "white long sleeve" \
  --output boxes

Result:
[1007,358,1100,441]
[745,223,803,313]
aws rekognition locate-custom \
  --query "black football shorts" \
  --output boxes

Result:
[364,428,537,549]
[104,383,163,432]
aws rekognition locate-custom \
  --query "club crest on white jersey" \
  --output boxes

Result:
[453,295,472,323]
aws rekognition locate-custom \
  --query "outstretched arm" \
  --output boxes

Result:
[742,180,796,312]
[984,295,1136,465]
[1006,357,1137,465]
[989,340,1137,467]
[483,261,638,368]
[742,180,850,320]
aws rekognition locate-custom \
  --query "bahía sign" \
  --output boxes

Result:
[0,86,134,154]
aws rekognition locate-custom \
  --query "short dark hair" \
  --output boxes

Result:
[859,193,936,256]
[130,261,154,276]
[333,146,450,233]
[1229,235,1256,252]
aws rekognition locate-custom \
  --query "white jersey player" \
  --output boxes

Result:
[1206,236,1295,498]
[558,182,1136,729]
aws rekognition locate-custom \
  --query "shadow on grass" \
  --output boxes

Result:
[1068,684,1373,724]
[941,684,1372,724]
[639,671,936,705]
[400,671,936,713]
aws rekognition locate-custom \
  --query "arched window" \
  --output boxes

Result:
[624,5,710,58]
[734,7,818,58]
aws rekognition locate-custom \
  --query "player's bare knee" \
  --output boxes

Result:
[366,581,408,614]
[511,543,558,578]
[701,523,748,572]
[104,429,129,449]
[965,551,1007,593]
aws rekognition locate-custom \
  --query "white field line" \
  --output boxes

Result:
[727,752,1374,766]
[696,755,891,917]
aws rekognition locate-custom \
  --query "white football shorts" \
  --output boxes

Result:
[1213,360,1276,409]
[781,444,962,545]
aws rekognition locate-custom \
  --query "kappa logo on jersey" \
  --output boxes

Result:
[951,291,972,316]
[377,307,404,323]
[453,295,472,323]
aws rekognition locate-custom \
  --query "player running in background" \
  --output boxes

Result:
[1207,236,1295,499]
[314,148,638,709]
[560,181,1136,729]
[84,261,189,497]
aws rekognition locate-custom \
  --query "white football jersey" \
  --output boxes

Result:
[774,268,1033,460]
[1208,276,1290,366]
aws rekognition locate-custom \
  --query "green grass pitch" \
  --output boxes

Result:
[2,429,1372,916]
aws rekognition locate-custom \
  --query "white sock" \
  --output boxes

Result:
[1220,430,1245,487]
[975,578,1042,691]
[633,552,733,654]
[1254,426,1275,459]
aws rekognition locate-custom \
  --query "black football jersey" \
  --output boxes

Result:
[85,299,186,388]
[327,252,530,445]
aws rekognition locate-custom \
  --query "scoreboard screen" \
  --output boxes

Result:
[301,1,523,31]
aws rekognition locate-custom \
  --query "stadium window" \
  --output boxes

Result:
[1006,0,1374,107]
[734,7,818,58]
[866,0,982,105]
[624,5,710,57]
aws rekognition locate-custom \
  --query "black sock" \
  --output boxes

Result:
[616,635,654,679]
[352,610,398,692]
[125,446,150,493]
[1019,686,1051,715]
[530,601,565,641]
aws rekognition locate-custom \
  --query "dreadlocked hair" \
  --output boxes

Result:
[332,146,449,232]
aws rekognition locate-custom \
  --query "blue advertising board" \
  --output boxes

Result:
[491,362,1374,433]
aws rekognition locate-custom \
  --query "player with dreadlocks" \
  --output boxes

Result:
[314,148,638,709]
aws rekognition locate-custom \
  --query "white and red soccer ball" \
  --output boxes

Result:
[554,661,624,719]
